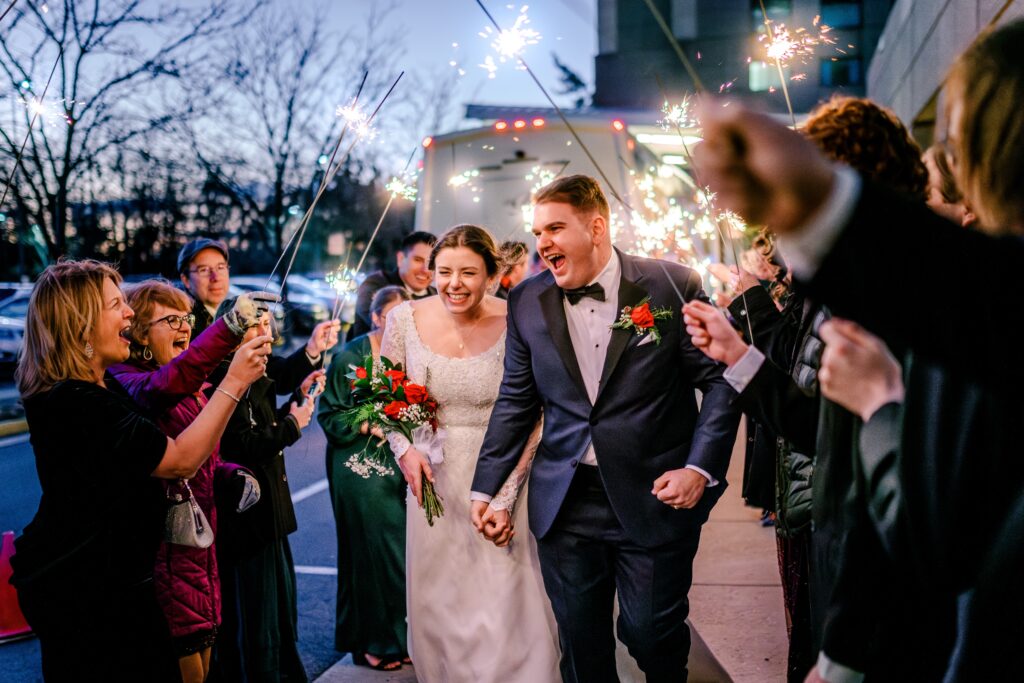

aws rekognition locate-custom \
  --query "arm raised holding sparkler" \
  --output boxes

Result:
[694,99,1024,384]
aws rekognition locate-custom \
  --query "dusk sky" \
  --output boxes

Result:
[327,0,597,125]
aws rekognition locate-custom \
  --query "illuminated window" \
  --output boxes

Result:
[749,61,785,92]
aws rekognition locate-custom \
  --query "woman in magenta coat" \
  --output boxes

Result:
[109,279,261,683]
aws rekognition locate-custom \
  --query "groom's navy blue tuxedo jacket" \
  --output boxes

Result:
[473,250,740,548]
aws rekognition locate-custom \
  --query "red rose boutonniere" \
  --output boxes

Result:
[610,296,673,345]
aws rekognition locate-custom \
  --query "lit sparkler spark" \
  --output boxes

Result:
[23,97,73,127]
[386,175,418,201]
[478,4,540,77]
[335,101,377,141]
[448,168,480,188]
[659,97,696,131]
[758,17,837,68]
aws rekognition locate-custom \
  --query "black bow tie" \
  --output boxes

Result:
[564,282,606,305]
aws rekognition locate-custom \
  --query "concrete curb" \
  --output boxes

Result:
[0,419,28,437]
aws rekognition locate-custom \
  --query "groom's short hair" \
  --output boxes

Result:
[533,175,610,222]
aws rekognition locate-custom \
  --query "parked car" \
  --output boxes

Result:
[0,316,24,378]
[0,290,31,319]
[0,282,33,303]
[231,276,329,336]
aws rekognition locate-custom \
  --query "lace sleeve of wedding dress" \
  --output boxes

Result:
[489,418,543,512]
[380,303,412,458]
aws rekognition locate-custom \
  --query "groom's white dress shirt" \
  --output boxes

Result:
[471,250,716,504]
[562,250,622,466]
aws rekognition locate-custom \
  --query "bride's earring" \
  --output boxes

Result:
[142,346,153,361]
[84,342,95,359]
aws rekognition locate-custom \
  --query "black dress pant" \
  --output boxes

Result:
[536,466,702,683]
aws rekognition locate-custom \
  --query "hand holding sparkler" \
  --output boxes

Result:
[305,320,341,358]
[693,101,835,235]
[682,300,749,367]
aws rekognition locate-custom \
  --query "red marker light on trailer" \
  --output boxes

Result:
[532,117,546,127]
[422,136,433,148]
[612,119,625,132]
[495,120,508,131]
[513,119,527,129]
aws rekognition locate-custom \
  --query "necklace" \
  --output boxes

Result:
[450,309,484,352]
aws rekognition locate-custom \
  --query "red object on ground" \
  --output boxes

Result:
[0,530,33,643]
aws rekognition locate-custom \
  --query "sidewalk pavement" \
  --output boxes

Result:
[316,424,786,682]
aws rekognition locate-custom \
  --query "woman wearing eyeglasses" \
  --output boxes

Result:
[108,279,267,683]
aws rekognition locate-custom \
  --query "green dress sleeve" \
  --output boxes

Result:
[318,336,371,448]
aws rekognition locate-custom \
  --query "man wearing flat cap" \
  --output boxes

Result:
[178,237,231,337]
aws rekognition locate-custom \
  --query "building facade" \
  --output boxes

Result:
[594,0,893,114]
[867,0,1024,145]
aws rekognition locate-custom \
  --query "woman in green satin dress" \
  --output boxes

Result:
[318,286,411,672]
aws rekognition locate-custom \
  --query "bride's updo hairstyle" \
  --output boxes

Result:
[428,224,500,277]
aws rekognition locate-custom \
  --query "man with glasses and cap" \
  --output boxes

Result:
[178,237,232,337]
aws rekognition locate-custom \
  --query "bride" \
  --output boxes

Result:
[381,224,560,682]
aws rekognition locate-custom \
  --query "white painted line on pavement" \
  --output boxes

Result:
[0,433,30,449]
[295,565,338,576]
[291,478,329,504]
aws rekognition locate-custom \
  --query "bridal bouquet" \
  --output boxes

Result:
[343,354,446,525]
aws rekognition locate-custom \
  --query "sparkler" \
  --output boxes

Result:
[756,3,836,128]
[326,145,421,322]
[1,0,19,24]
[0,43,64,214]
[477,4,540,78]
[268,71,404,292]
[639,0,705,92]
[472,0,633,215]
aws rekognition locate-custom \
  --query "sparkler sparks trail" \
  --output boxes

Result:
[335,102,377,141]
[472,0,633,214]
[268,71,405,291]
[659,97,696,131]
[23,96,74,127]
[478,4,540,74]
[1,43,64,212]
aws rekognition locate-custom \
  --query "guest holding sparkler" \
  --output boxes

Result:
[318,285,411,671]
[108,280,275,683]
[211,299,333,683]
[349,231,437,339]
[693,19,1024,679]
[10,260,271,681]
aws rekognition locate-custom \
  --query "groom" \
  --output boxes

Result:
[471,175,740,682]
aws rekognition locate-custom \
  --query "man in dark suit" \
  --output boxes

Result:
[349,231,437,338]
[470,175,740,683]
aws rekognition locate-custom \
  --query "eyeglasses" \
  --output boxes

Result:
[189,264,229,279]
[152,313,195,331]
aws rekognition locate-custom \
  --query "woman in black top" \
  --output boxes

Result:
[11,260,272,682]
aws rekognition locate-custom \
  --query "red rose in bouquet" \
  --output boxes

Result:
[343,354,446,525]
[404,383,429,404]
[383,400,408,420]
[629,303,655,329]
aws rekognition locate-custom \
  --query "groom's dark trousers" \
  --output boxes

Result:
[473,251,740,683]
[536,466,716,683]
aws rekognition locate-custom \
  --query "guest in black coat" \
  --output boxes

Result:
[210,299,333,683]
[693,18,1024,681]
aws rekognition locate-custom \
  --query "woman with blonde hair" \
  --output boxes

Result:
[10,260,272,681]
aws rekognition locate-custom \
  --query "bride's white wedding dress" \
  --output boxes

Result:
[382,301,560,683]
